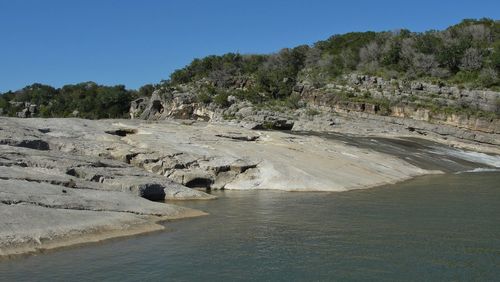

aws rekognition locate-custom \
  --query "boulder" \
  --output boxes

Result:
[130,97,149,119]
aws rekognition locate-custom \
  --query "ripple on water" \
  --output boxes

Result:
[0,172,499,281]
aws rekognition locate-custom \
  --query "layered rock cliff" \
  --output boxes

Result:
[129,75,500,147]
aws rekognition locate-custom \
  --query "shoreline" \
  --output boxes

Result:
[0,169,440,261]
[0,210,207,261]
[0,175,429,261]
[0,169,484,261]
[219,168,444,192]
[1,117,498,261]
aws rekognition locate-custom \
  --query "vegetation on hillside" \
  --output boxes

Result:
[1,18,499,118]
[156,18,500,118]
[166,18,500,94]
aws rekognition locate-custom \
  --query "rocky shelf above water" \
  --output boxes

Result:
[0,116,497,258]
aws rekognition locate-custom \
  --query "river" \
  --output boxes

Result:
[1,136,499,281]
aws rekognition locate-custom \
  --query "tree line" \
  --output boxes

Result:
[167,18,500,98]
[0,82,154,119]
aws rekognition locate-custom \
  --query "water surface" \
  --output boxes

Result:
[1,172,499,281]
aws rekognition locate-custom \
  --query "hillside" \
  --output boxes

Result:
[1,18,500,121]
[157,18,500,116]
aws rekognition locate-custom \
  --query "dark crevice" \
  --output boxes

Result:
[215,134,260,141]
[0,139,50,150]
[125,153,140,164]
[38,128,51,133]
[105,128,137,137]
[185,178,213,189]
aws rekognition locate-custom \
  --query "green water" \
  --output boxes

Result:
[1,172,499,281]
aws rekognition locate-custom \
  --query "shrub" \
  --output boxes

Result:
[213,92,230,107]
[196,92,212,104]
[306,108,320,116]
[478,68,499,87]
[285,93,302,109]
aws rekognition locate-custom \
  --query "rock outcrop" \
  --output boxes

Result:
[129,75,499,147]
[0,117,217,257]
[1,117,436,192]
[1,115,498,257]
[130,90,296,130]
[8,102,38,118]
[342,74,500,113]
[298,74,500,136]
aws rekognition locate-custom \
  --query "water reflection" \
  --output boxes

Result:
[1,173,498,281]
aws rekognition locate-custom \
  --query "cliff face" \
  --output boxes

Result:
[130,74,500,146]
[298,74,500,134]
[130,90,296,130]
[345,74,498,113]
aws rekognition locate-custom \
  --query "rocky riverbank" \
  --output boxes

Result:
[0,117,215,258]
[0,115,498,258]
[128,74,500,153]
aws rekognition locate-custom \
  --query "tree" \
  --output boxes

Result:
[412,53,439,75]
[359,42,381,66]
[478,67,498,87]
[437,38,469,73]
[460,48,482,71]
[255,47,307,99]
[490,43,500,72]
[381,39,402,68]
[138,84,155,97]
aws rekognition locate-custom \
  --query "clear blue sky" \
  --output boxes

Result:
[1,0,499,92]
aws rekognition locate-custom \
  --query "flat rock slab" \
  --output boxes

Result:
[0,203,193,257]
[0,179,200,217]
[0,117,215,257]
[1,117,434,192]
[0,116,446,257]
[121,120,435,191]
[0,144,215,201]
